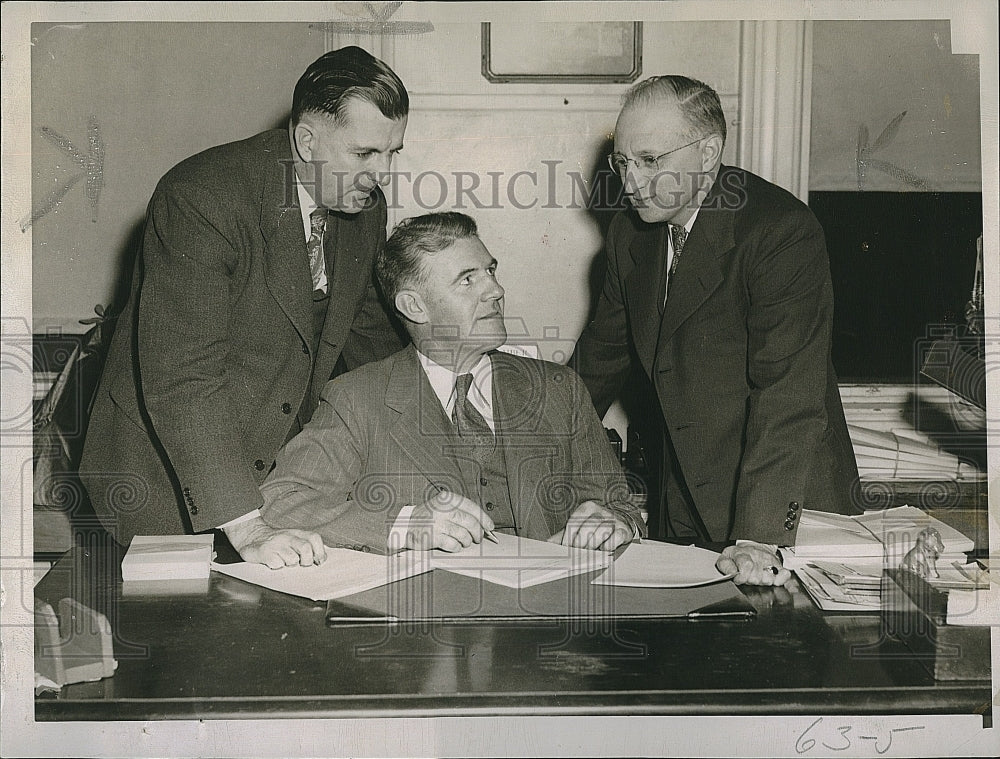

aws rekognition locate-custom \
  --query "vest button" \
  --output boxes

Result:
[485,502,495,511]
[480,477,488,486]
[281,402,292,414]
[254,459,266,471]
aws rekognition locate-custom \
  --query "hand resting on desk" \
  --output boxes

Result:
[222,515,327,568]
[547,500,633,551]
[716,541,792,586]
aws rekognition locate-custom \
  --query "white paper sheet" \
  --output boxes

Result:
[211,547,433,601]
[590,540,735,588]
[429,532,612,588]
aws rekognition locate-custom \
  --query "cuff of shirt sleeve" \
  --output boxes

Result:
[218,509,262,531]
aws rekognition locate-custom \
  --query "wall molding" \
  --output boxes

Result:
[737,20,813,201]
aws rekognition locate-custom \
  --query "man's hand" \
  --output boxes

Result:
[716,541,791,586]
[548,500,633,551]
[223,515,327,569]
[405,490,494,552]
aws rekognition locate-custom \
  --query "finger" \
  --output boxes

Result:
[276,544,301,567]
[598,522,631,551]
[716,555,738,575]
[441,522,475,549]
[590,520,617,550]
[436,532,463,553]
[571,518,604,550]
[306,532,327,564]
[448,506,488,538]
[293,538,316,567]
[562,514,586,547]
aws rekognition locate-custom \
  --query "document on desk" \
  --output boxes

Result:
[211,548,432,601]
[429,532,611,588]
[591,540,736,588]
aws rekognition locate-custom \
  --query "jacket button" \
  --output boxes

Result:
[190,506,199,515]
[485,502,495,511]
[254,459,266,471]
[480,477,488,486]
[784,519,795,530]
[281,402,292,414]
[789,501,800,512]
[361,546,371,553]
[301,342,309,354]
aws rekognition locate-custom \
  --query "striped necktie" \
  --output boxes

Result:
[307,208,328,292]
[452,372,495,452]
[669,223,688,276]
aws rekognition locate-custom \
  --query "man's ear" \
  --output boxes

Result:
[700,133,724,171]
[395,289,428,324]
[291,121,316,162]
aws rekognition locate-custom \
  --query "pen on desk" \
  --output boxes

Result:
[483,529,499,544]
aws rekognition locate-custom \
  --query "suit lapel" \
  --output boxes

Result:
[491,352,556,535]
[320,210,371,345]
[384,346,466,492]
[259,132,313,344]
[657,169,736,348]
[624,225,669,376]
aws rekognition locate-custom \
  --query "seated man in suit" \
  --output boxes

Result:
[259,212,645,554]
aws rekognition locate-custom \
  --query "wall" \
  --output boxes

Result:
[810,20,982,192]
[30,22,328,333]
[29,19,740,344]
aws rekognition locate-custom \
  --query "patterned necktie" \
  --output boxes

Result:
[669,223,688,276]
[307,208,328,292]
[452,372,495,451]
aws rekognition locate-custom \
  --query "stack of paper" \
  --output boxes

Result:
[430,533,610,588]
[848,425,973,480]
[786,506,980,612]
[784,506,974,568]
[122,535,214,581]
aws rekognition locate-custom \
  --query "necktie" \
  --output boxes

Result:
[662,223,689,310]
[452,373,495,451]
[669,223,688,276]
[307,208,328,292]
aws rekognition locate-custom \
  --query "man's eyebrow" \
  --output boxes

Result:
[347,141,405,152]
[451,266,478,284]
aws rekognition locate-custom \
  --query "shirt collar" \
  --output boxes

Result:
[295,174,319,241]
[416,349,494,423]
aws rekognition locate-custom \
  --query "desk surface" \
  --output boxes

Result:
[34,538,992,720]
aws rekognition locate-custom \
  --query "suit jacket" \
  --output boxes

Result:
[80,129,404,542]
[259,346,644,553]
[572,165,859,545]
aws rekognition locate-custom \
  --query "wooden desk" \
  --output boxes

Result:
[34,539,991,720]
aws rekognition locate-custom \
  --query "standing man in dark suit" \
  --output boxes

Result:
[572,75,859,585]
[259,213,644,553]
[80,47,408,566]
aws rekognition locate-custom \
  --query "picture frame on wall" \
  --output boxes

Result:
[481,21,642,83]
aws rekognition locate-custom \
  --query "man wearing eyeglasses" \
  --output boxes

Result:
[571,75,859,586]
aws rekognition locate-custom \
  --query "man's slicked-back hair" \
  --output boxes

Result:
[291,45,408,126]
[622,75,727,144]
[378,213,480,304]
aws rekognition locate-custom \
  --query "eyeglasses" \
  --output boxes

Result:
[607,137,704,176]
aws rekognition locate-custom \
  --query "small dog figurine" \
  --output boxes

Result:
[900,527,945,579]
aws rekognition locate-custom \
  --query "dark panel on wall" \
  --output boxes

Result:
[809,192,983,382]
